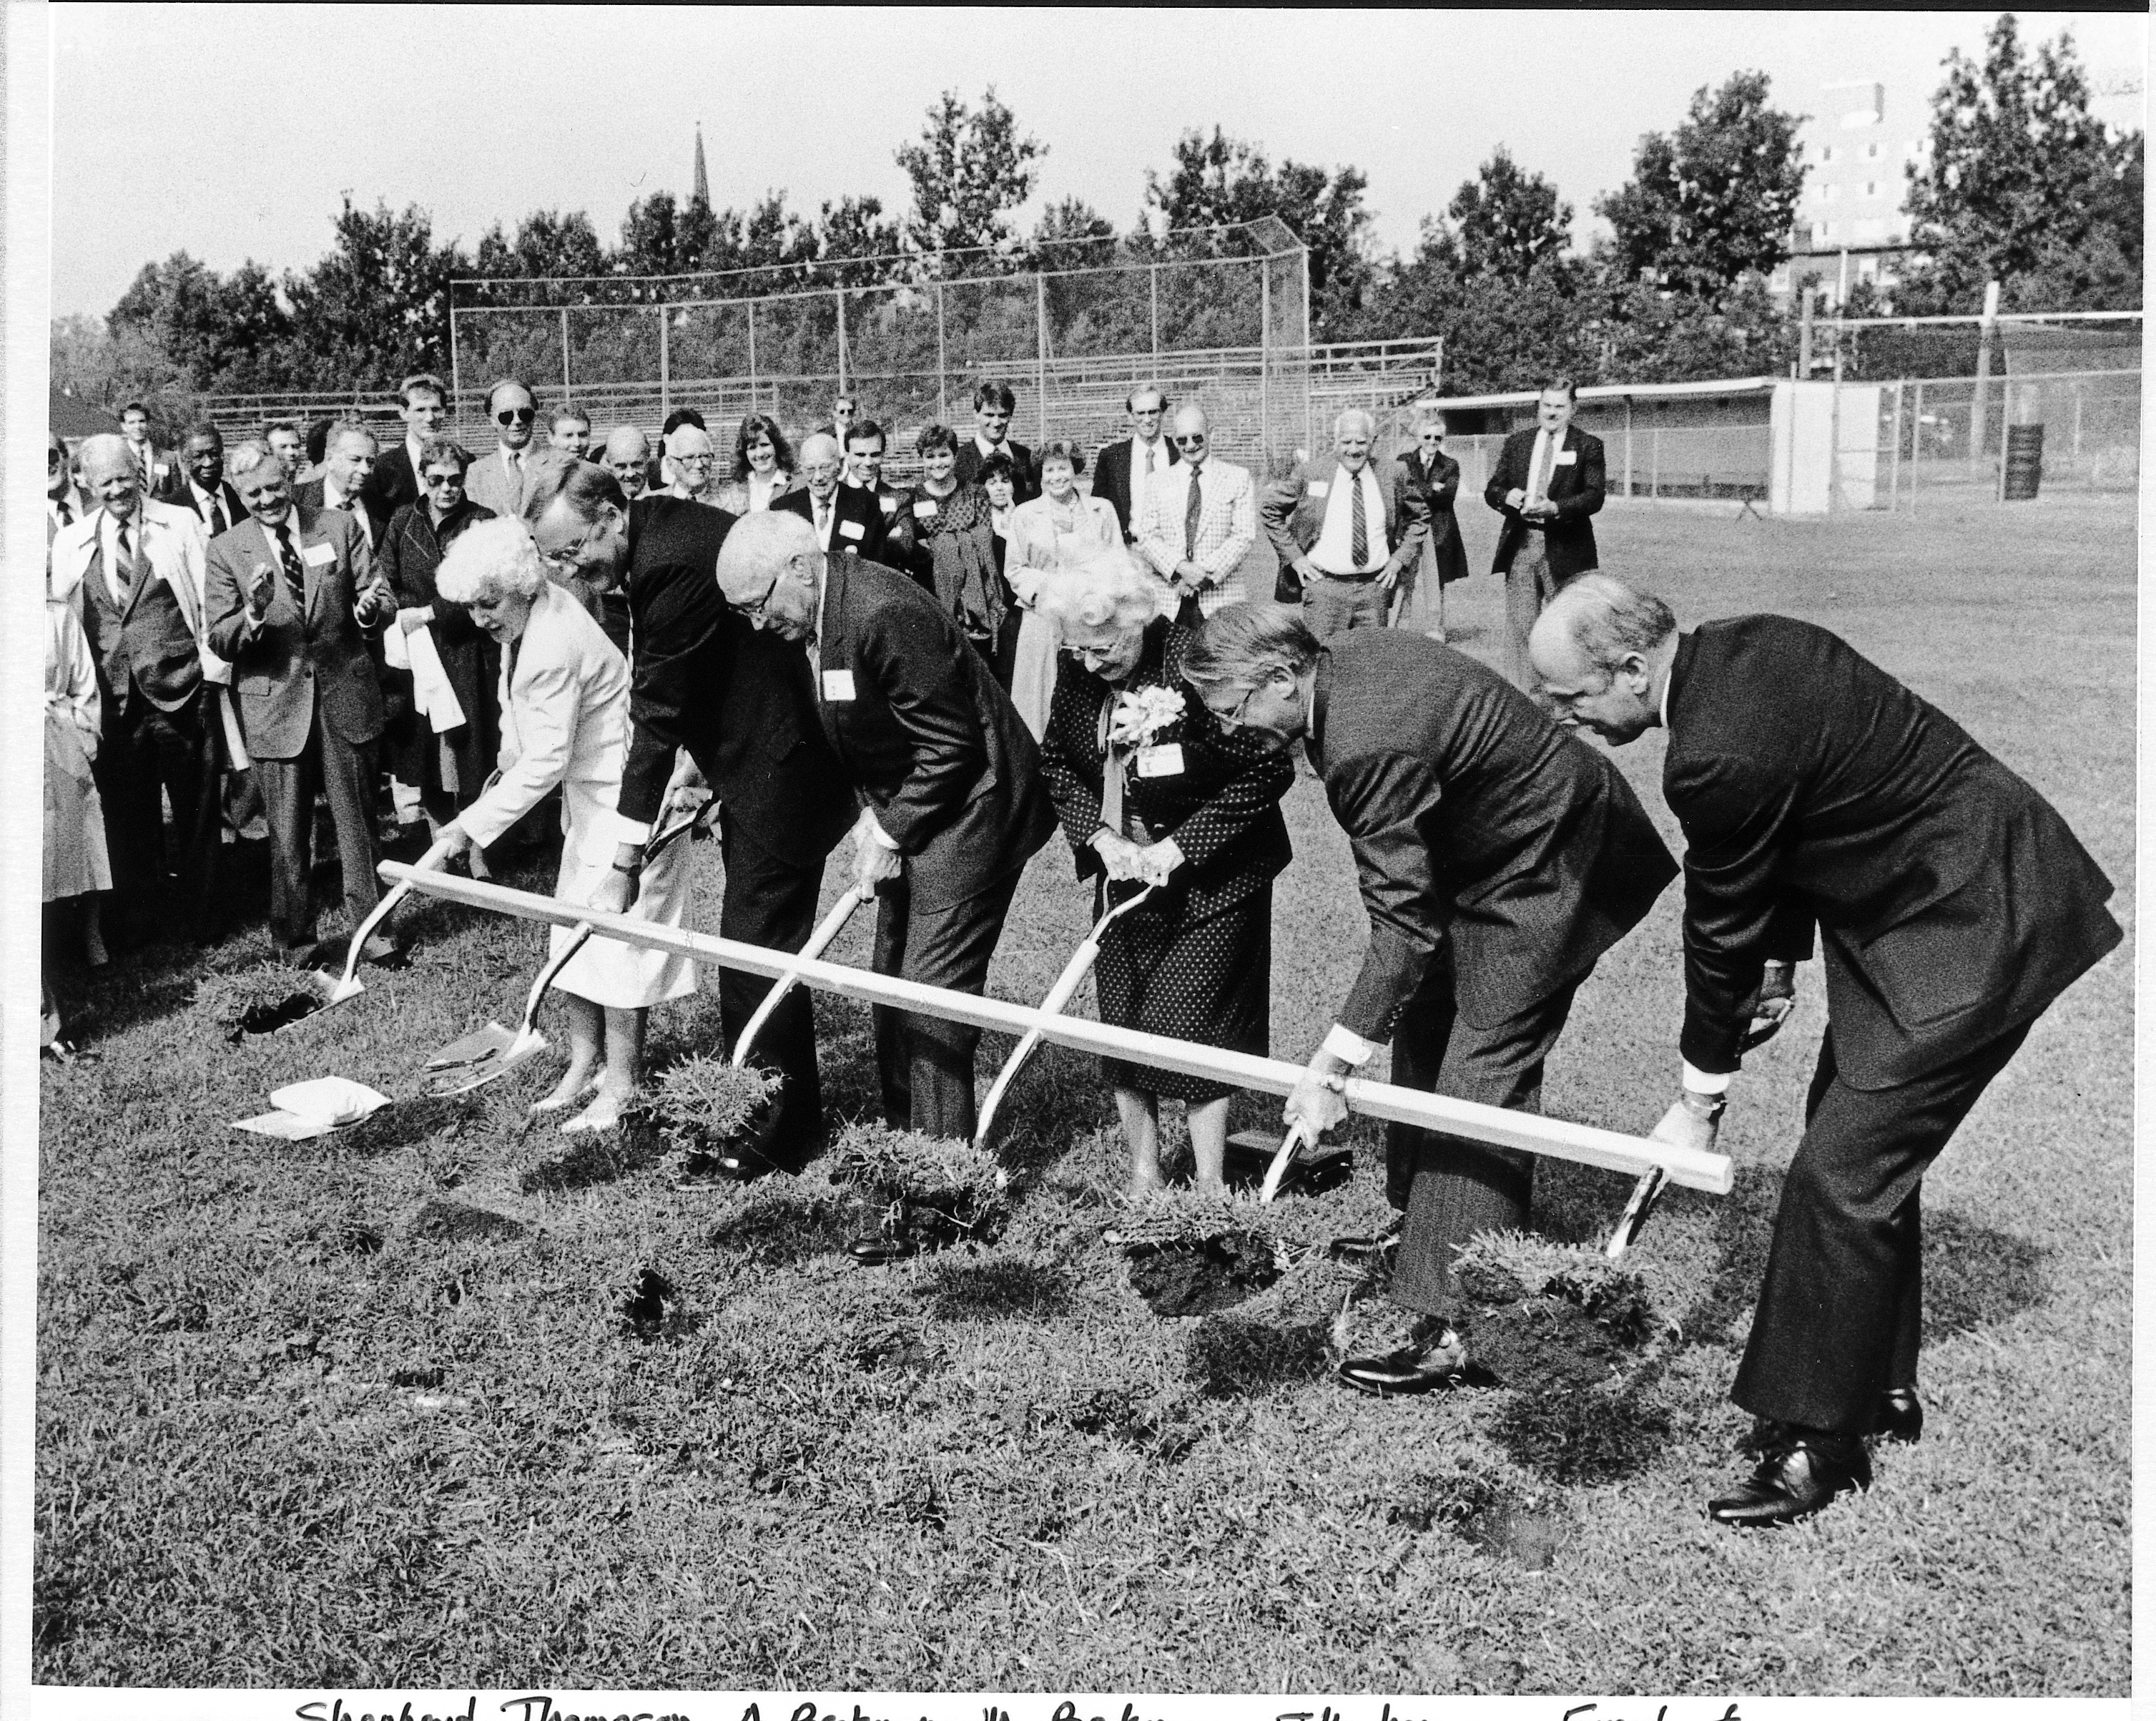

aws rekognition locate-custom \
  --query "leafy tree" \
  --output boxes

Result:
[1142,128,1376,335]
[1430,147,1574,281]
[1899,14,2142,311]
[813,195,903,285]
[1033,196,1118,269]
[279,198,466,391]
[473,210,606,290]
[1595,71,1806,295]
[107,252,292,393]
[895,87,1043,266]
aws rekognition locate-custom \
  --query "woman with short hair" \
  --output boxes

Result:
[907,423,1008,672]
[1397,413,1469,641]
[1034,548,1294,1198]
[378,436,500,850]
[717,412,795,513]
[1001,439,1121,739]
[432,519,702,1132]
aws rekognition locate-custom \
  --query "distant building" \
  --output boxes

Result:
[1768,79,1929,311]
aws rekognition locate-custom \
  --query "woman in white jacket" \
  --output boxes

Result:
[1001,441,1121,740]
[433,519,700,1132]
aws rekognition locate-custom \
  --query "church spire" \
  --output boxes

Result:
[693,123,709,207]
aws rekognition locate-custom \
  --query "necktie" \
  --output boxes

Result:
[55,499,71,526]
[816,498,832,546]
[1183,466,1203,560]
[273,524,305,607]
[208,493,227,536]
[112,522,135,603]
[1349,469,1369,569]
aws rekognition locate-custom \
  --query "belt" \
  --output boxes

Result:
[1310,567,1382,582]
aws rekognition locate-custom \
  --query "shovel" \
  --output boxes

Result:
[420,805,710,1094]
[731,884,871,1067]
[974,883,1154,1148]
[1258,1116,1322,1205]
[268,835,461,1032]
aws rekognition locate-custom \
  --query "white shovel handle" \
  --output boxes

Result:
[333,834,460,994]
[732,886,870,1067]
[1259,1117,1320,1205]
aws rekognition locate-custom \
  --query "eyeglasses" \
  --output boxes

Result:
[423,471,463,487]
[736,574,782,622]
[496,407,536,426]
[673,453,716,469]
[802,464,842,481]
[538,520,601,571]
[1214,684,1260,728]
[1173,433,1207,447]
[1419,430,1446,442]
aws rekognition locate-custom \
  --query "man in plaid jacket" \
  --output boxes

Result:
[1136,405,1256,624]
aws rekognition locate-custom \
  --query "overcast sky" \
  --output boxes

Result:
[47,6,2148,320]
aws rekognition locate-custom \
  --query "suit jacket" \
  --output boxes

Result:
[773,483,888,564]
[1485,423,1605,579]
[1090,435,1179,539]
[614,495,853,868]
[204,506,389,758]
[292,479,384,553]
[1261,458,1429,598]
[1399,448,1470,587]
[855,479,919,572]
[463,444,543,521]
[1135,457,1257,613]
[814,554,1055,908]
[1038,617,1291,921]
[161,476,248,541]
[363,441,424,531]
[456,582,629,851]
[1309,631,1677,1036]
[955,436,1038,503]
[1665,615,2120,1089]
[48,498,227,690]
[128,442,174,494]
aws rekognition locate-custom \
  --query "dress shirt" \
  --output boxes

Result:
[1522,428,1556,509]
[973,433,1008,466]
[324,478,371,546]
[1129,433,1168,529]
[809,490,837,552]
[189,481,235,539]
[47,490,84,534]
[495,444,528,492]
[746,471,787,512]
[1310,463,1389,575]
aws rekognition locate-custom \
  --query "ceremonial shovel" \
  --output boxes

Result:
[420,805,710,1094]
[268,835,461,1033]
[730,885,872,1067]
[973,884,1155,1148]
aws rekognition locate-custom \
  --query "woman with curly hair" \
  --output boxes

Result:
[905,422,1008,673]
[1033,547,1294,1198]
[716,412,795,514]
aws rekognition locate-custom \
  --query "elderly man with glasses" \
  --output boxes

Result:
[773,431,887,562]
[1261,407,1429,638]
[1395,414,1470,641]
[465,378,544,520]
[1135,404,1256,626]
[663,423,721,505]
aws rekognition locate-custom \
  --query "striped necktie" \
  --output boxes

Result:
[1183,465,1203,559]
[1349,469,1369,568]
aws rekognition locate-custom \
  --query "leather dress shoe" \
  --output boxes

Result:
[1336,1322,1468,1398]
[1876,1387,1923,1444]
[1708,1431,1871,1527]
[847,1232,920,1267]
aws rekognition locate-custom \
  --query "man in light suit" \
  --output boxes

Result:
[363,373,452,527]
[1261,407,1430,634]
[774,432,887,563]
[1090,384,1177,544]
[715,511,1055,1142]
[1185,603,1677,1398]
[1532,577,2122,1525]
[463,378,543,520]
[160,425,248,539]
[1137,404,1256,624]
[205,443,396,964]
[51,435,227,949]
[1485,377,1605,694]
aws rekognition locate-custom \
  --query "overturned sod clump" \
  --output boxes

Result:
[193,962,326,1039]
[827,1123,1012,1252]
[634,1056,779,1177]
[1452,1231,1661,1391]
[1111,1190,1297,1317]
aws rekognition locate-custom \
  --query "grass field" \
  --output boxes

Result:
[33,495,2135,1696]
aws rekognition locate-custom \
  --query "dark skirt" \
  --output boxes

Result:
[1095,881,1271,1104]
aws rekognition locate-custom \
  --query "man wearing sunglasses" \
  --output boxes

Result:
[1136,404,1256,624]
[465,378,543,520]
[1397,415,1470,640]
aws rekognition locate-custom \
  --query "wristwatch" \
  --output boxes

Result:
[1678,1089,1726,1122]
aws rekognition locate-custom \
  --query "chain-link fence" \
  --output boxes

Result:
[1847,368,2141,508]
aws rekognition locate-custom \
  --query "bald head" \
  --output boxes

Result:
[714,510,821,641]
[604,426,649,464]
[799,431,842,500]
[1527,574,1679,745]
[1170,404,1210,466]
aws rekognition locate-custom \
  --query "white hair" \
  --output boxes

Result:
[225,440,282,481]
[1030,545,1173,633]
[1333,407,1377,441]
[435,516,546,605]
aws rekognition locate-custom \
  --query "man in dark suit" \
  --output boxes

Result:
[1184,603,1678,1397]
[205,443,397,963]
[1089,384,1177,542]
[774,432,887,563]
[1530,576,2122,1524]
[716,511,1056,1140]
[52,435,225,948]
[841,419,917,574]
[293,420,383,548]
[159,425,248,539]
[1485,378,1605,693]
[953,379,1038,502]
[1261,406,1429,629]
[264,421,308,482]
[363,372,452,530]
[538,464,857,1161]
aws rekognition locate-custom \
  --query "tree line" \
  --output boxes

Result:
[53,14,2140,426]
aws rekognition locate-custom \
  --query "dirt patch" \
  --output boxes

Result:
[410,1198,526,1243]
[1126,1230,1282,1316]
[1470,1298,1633,1392]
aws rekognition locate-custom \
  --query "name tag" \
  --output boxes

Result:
[822,670,857,702]
[880,494,897,513]
[302,541,335,567]
[838,519,865,541]
[1306,479,1329,497]
[1136,743,1185,778]
[912,499,938,519]
[1555,450,1577,466]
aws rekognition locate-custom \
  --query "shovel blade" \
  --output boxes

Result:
[425,1026,548,1097]
[425,1021,518,1071]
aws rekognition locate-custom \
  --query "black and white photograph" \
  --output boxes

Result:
[6,4,2145,1711]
